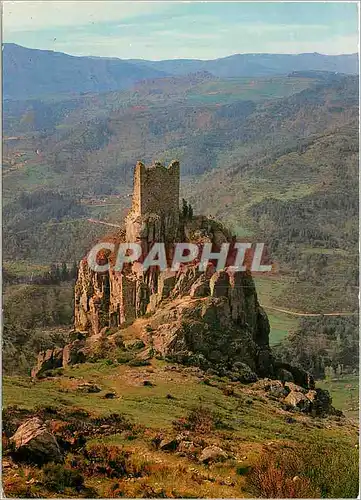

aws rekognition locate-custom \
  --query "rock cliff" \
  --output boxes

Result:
[33,161,314,391]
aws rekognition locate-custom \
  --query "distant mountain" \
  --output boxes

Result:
[2,43,169,100]
[2,43,358,100]
[129,52,359,78]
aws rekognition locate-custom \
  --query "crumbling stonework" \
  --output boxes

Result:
[125,160,180,244]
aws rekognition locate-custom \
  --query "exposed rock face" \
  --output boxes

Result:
[31,348,63,378]
[10,417,63,464]
[136,265,272,376]
[72,263,272,378]
[74,214,237,336]
[31,338,86,378]
[284,391,311,412]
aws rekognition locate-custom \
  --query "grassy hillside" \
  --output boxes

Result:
[3,358,359,498]
[183,78,358,313]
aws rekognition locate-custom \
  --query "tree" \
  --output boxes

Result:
[188,203,194,219]
[60,262,69,281]
[182,198,188,219]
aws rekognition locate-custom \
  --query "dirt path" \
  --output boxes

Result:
[87,218,122,228]
[261,304,358,317]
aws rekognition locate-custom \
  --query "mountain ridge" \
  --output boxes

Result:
[3,43,358,100]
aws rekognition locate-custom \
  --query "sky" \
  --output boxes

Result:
[2,1,359,60]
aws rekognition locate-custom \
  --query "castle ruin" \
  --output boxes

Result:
[125,160,180,244]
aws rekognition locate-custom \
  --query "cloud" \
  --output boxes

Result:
[2,1,358,59]
[153,30,220,41]
[2,1,169,32]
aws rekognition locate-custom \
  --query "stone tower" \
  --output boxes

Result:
[125,160,180,244]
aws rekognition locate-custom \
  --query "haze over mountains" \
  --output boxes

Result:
[3,43,359,100]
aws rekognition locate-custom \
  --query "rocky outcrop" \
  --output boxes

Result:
[69,181,276,378]
[31,348,63,378]
[10,417,63,464]
[31,338,86,378]
[284,391,311,412]
[274,361,315,390]
[73,215,236,335]
[135,264,272,377]
[32,160,316,395]
[256,378,337,416]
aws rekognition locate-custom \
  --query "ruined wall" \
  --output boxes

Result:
[126,160,180,244]
[131,160,180,218]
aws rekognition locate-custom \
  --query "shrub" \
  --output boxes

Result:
[128,358,150,367]
[246,440,359,498]
[173,405,223,434]
[80,444,151,479]
[247,453,319,498]
[82,445,129,478]
[116,352,134,364]
[236,465,250,476]
[42,463,84,493]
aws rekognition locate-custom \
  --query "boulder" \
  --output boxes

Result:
[199,445,228,464]
[306,388,333,416]
[76,383,101,393]
[31,348,63,378]
[10,417,63,464]
[284,391,311,412]
[285,382,307,394]
[103,392,118,399]
[159,438,178,451]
